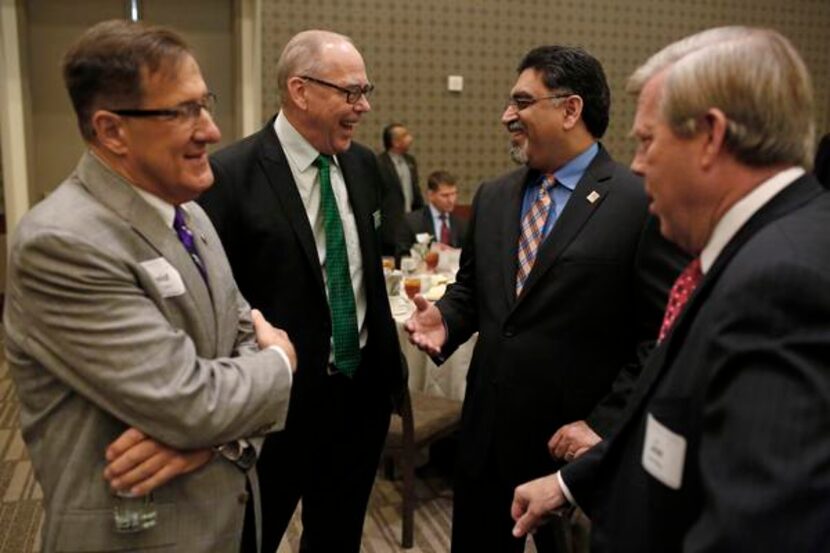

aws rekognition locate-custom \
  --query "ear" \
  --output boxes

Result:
[286,76,309,110]
[699,108,728,170]
[561,95,584,131]
[90,110,129,155]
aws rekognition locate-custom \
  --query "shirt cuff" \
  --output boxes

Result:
[557,471,576,506]
[268,345,295,382]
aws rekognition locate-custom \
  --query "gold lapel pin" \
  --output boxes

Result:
[587,190,601,204]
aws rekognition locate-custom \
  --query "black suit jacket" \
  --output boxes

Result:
[436,145,685,486]
[563,174,830,552]
[199,119,406,420]
[377,150,424,255]
[395,206,468,256]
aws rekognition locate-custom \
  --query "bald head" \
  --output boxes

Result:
[276,30,356,100]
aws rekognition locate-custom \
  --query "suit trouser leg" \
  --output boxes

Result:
[246,431,303,553]
[451,451,570,553]
[298,372,391,553]
[451,452,526,553]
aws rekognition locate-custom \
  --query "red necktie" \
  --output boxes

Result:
[658,257,702,343]
[439,213,451,245]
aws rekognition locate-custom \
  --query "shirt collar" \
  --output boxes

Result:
[274,111,340,172]
[700,166,805,273]
[428,203,446,219]
[131,185,177,228]
[551,142,599,191]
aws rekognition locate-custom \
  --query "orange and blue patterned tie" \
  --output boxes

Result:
[516,173,556,296]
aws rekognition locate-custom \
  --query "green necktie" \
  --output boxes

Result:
[315,154,361,377]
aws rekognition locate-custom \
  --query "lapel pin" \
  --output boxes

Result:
[586,190,601,204]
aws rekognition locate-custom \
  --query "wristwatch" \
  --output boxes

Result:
[215,440,257,471]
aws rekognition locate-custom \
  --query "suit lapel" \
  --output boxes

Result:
[500,168,530,307]
[259,125,326,294]
[76,152,217,347]
[514,147,615,307]
[422,208,434,238]
[619,174,824,428]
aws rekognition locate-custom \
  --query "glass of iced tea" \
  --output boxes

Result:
[424,250,439,272]
[404,277,421,300]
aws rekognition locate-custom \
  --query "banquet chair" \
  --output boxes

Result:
[383,386,462,548]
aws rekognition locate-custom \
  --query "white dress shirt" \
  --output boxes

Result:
[274,112,368,353]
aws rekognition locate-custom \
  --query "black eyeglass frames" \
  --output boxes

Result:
[300,75,374,104]
[109,92,217,123]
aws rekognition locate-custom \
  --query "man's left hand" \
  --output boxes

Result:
[548,420,600,461]
[511,473,567,537]
[104,427,213,495]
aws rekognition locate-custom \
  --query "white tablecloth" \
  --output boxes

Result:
[390,295,476,401]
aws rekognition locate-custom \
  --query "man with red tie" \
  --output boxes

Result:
[512,26,830,552]
[395,170,468,256]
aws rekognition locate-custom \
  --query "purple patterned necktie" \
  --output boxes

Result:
[173,207,208,282]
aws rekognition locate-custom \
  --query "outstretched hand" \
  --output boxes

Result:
[403,295,447,356]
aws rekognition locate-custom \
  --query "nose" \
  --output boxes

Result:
[630,150,645,176]
[501,104,517,126]
[195,109,221,144]
[354,94,371,113]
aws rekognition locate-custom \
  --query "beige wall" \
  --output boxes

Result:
[261,0,830,203]
[24,0,236,200]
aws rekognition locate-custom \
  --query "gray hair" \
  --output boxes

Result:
[275,30,354,99]
[628,26,814,168]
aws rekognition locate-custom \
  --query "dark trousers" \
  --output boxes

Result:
[451,452,569,553]
[243,368,392,553]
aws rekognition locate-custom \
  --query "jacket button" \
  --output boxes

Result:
[238,491,250,504]
[503,326,515,337]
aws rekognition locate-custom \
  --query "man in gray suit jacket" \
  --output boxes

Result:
[3,20,294,553]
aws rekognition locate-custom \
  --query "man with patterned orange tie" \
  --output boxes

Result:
[405,45,684,552]
[512,26,830,552]
[396,170,468,256]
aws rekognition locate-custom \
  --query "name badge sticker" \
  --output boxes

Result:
[140,257,186,298]
[642,413,687,490]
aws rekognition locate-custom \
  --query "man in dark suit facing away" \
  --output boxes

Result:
[378,123,425,255]
[396,170,468,256]
[513,26,830,553]
[199,30,406,553]
[406,45,684,552]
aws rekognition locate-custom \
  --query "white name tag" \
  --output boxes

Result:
[642,413,687,490]
[140,257,186,298]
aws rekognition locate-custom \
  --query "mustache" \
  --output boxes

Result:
[507,120,526,133]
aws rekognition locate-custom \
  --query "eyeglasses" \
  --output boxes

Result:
[110,92,217,124]
[505,93,571,112]
[300,75,374,104]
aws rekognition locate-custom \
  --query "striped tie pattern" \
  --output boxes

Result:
[315,154,361,377]
[515,174,556,296]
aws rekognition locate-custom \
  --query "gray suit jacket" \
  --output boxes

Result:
[3,152,292,552]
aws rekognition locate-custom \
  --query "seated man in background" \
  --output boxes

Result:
[396,169,468,257]
[3,20,295,553]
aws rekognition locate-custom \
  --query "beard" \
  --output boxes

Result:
[509,140,528,165]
